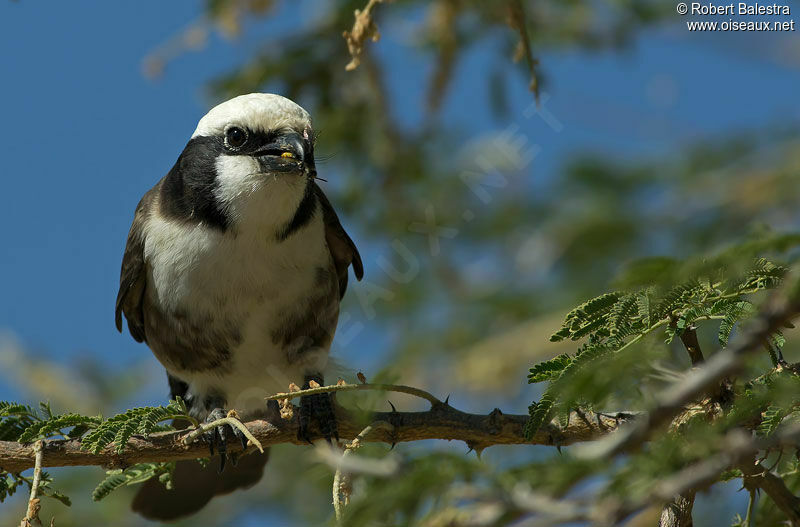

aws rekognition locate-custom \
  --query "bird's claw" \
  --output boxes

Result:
[297,377,339,444]
[202,408,248,473]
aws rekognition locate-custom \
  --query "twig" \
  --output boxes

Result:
[333,421,393,523]
[506,0,540,100]
[741,459,800,525]
[0,407,632,473]
[180,414,264,454]
[744,489,756,527]
[679,323,732,408]
[267,382,443,406]
[19,440,44,527]
[599,423,800,523]
[343,0,387,71]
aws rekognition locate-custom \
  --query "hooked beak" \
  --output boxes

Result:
[253,130,308,174]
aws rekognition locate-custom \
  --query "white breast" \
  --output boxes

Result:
[143,200,332,416]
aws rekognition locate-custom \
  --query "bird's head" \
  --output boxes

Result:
[167,93,318,232]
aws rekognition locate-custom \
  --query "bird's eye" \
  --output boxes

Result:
[225,127,248,149]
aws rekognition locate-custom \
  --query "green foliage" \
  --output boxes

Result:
[0,401,42,441]
[756,406,786,437]
[18,414,102,443]
[0,398,192,514]
[525,343,614,439]
[0,472,26,503]
[0,471,71,507]
[81,397,189,454]
[525,248,796,438]
[1,397,188,454]
[527,354,572,383]
[1,401,101,444]
[718,300,755,347]
[741,257,788,291]
[550,292,625,342]
[92,463,175,502]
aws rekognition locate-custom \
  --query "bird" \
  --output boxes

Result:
[114,93,363,520]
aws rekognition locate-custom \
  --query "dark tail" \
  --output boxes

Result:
[132,449,270,521]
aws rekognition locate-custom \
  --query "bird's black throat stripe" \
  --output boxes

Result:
[160,136,229,231]
[277,181,317,241]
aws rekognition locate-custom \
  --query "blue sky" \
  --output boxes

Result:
[1,2,799,398]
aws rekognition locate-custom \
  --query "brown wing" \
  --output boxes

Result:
[115,187,156,343]
[313,182,363,298]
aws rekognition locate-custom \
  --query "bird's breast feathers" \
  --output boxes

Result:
[142,196,338,415]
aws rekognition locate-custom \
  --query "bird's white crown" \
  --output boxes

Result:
[192,93,312,138]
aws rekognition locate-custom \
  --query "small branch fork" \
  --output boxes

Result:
[332,421,393,523]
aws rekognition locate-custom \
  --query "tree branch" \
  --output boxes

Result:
[589,280,800,458]
[0,405,635,474]
[741,459,800,525]
[601,423,800,523]
[679,325,704,366]
[659,492,695,527]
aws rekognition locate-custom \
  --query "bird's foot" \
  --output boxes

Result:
[202,408,248,472]
[297,375,339,444]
